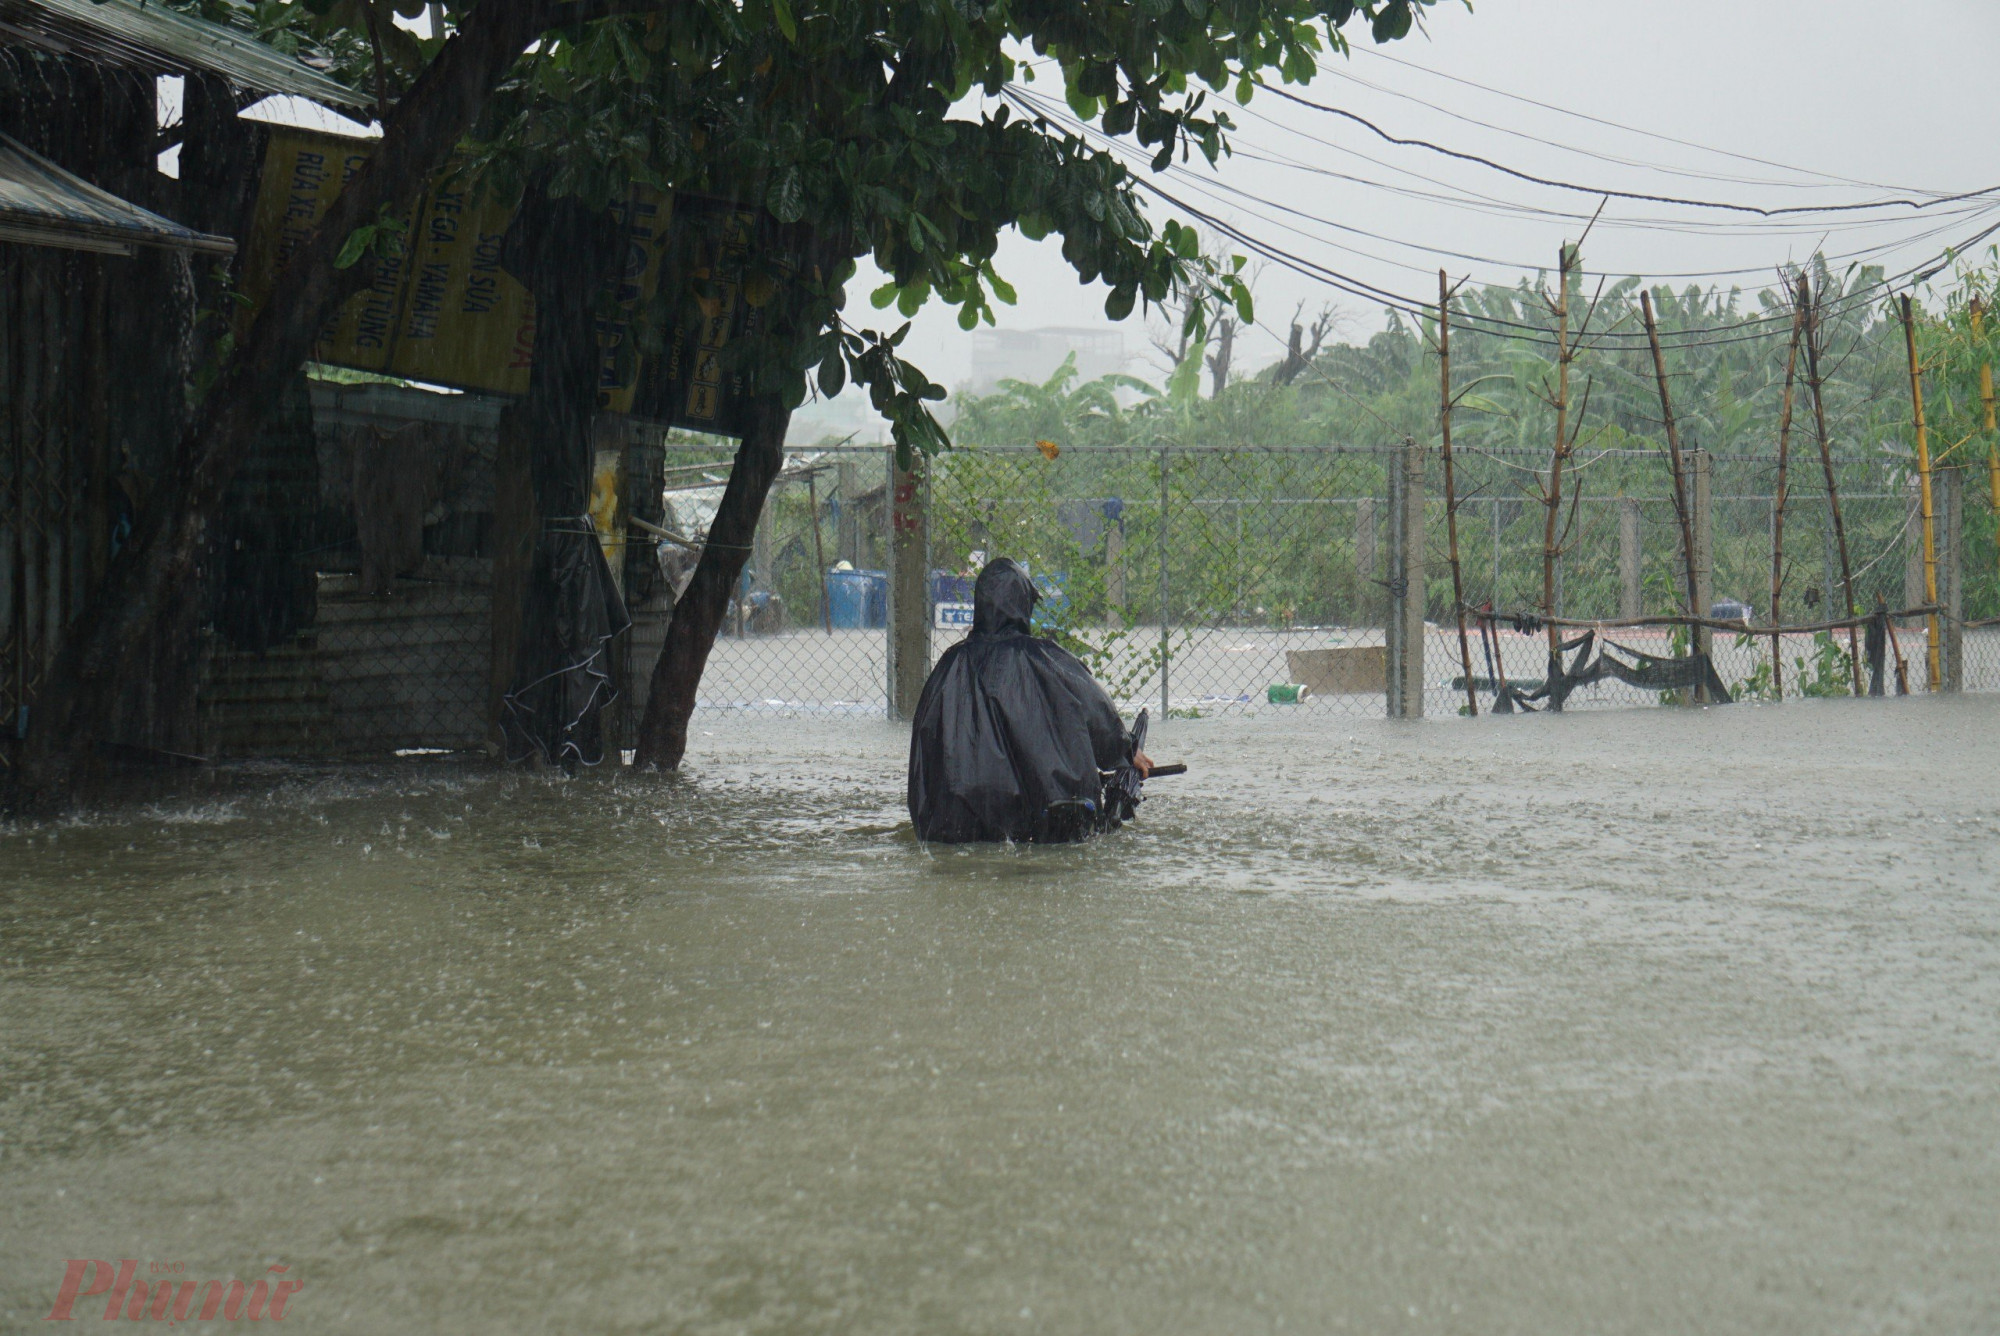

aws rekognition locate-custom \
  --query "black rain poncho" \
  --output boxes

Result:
[908,559,1137,843]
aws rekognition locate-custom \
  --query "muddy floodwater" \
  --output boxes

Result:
[3,698,1998,1333]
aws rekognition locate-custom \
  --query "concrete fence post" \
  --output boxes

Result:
[1619,497,1643,620]
[887,447,929,721]
[1940,464,1964,691]
[1385,440,1427,718]
[1690,448,1713,686]
[1384,461,1403,716]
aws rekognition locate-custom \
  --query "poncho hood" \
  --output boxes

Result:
[972,557,1037,636]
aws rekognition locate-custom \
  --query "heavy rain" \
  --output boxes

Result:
[5,0,1999,1330]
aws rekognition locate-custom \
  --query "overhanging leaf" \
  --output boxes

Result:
[765,168,804,224]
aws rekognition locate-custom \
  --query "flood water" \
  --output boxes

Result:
[3,698,1998,1333]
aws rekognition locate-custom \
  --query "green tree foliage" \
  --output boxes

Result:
[453,0,1438,459]
[949,353,1157,449]
[947,253,2000,626]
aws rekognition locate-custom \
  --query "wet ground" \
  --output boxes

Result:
[2,697,1997,1333]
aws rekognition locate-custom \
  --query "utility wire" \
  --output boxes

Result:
[1344,45,1920,193]
[1224,103,1992,239]
[1128,168,2000,350]
[1318,63,1892,194]
[1222,131,1994,240]
[1005,87,1998,348]
[1263,86,2000,218]
[1153,135,1983,287]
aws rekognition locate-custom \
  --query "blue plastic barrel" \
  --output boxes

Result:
[826,569,889,629]
[930,572,974,606]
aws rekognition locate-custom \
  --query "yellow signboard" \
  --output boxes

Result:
[241,128,670,411]
[636,197,764,438]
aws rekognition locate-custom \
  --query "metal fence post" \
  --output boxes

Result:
[1619,498,1642,620]
[1941,464,1963,691]
[1690,448,1713,691]
[1157,444,1171,720]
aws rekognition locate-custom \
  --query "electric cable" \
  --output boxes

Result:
[1263,86,2000,218]
[1312,60,1936,198]
[1002,87,1998,348]
[1317,63,1892,194]
[1343,45,1922,193]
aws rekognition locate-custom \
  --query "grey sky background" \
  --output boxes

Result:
[806,0,2000,437]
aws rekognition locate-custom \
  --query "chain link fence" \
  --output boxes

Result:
[182,423,2000,758]
[691,441,2000,721]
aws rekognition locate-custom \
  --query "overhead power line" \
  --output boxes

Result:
[1122,164,2000,351]
[1004,85,1998,348]
[1263,87,2000,219]
[1223,95,1987,238]
[1159,154,1982,289]
[1344,45,1918,194]
[1318,63,1881,194]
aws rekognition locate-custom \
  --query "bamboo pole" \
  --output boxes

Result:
[1899,294,1942,690]
[1541,243,1574,663]
[1639,288,1705,701]
[1439,270,1477,716]
[1802,278,1865,694]
[1768,292,1805,696]
[1973,297,2000,587]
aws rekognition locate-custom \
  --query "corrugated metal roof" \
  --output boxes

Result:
[0,0,367,109]
[0,131,234,254]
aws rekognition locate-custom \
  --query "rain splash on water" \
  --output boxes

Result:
[3,696,1998,1332]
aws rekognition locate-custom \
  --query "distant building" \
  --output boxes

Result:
[965,326,1130,395]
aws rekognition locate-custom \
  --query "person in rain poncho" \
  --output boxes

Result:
[908,558,1152,842]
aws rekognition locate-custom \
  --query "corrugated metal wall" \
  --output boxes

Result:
[0,53,245,771]
[0,239,101,764]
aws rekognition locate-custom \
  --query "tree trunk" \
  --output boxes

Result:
[18,0,560,801]
[1206,319,1235,398]
[633,396,792,768]
[497,188,626,765]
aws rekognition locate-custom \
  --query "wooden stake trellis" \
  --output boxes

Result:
[1801,277,1866,695]
[1639,288,1706,702]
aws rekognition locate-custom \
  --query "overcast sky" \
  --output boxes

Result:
[802,0,2000,437]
